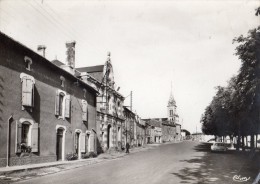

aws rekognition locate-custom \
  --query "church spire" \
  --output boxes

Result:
[168,82,176,122]
[168,82,176,107]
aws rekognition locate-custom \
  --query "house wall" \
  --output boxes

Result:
[0,33,96,167]
[162,125,176,142]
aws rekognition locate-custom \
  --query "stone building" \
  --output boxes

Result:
[142,89,181,143]
[123,107,135,147]
[135,117,146,146]
[0,32,98,167]
[161,91,181,142]
[77,53,125,152]
[143,119,162,144]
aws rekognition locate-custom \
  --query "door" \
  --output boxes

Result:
[75,132,80,154]
[56,129,63,161]
[107,125,111,148]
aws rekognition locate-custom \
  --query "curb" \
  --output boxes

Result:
[0,158,99,175]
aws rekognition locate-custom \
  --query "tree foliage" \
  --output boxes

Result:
[201,7,260,149]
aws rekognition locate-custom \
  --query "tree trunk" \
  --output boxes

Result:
[230,135,234,148]
[242,135,245,151]
[256,134,258,148]
[236,135,240,151]
[250,134,255,149]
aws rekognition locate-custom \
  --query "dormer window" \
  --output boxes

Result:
[24,56,32,71]
[60,76,65,87]
[83,89,86,98]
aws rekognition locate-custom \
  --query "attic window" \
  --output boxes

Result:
[24,56,32,71]
[83,89,87,98]
[60,76,65,87]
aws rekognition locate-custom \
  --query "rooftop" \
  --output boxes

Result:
[77,65,104,73]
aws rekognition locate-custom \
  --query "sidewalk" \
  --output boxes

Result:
[0,143,161,183]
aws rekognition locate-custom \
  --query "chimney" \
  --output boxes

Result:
[66,41,76,68]
[37,45,46,58]
[61,41,76,75]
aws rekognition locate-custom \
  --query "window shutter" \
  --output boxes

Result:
[86,134,89,152]
[32,83,35,107]
[65,95,70,118]
[89,133,94,152]
[80,133,86,153]
[31,123,39,152]
[22,77,33,107]
[55,91,60,115]
[82,100,88,121]
[15,122,22,153]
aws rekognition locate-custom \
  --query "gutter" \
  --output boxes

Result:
[6,115,13,167]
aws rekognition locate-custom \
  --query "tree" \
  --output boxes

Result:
[232,24,260,150]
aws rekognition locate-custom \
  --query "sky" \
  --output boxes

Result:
[0,0,259,133]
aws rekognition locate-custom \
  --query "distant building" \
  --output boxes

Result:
[142,89,181,143]
[142,119,162,144]
[135,117,146,146]
[0,32,98,167]
[123,107,136,147]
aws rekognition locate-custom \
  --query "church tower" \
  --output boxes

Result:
[167,84,176,123]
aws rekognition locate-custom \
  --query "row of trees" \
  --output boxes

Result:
[201,8,260,151]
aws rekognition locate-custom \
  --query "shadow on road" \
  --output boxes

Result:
[171,142,260,184]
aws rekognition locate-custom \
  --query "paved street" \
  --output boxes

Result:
[12,141,259,184]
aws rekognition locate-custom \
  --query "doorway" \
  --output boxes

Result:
[107,124,112,149]
[56,128,64,161]
[75,132,80,155]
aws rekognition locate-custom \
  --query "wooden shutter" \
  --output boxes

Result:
[80,133,86,152]
[89,133,94,152]
[82,100,88,121]
[55,91,60,115]
[65,95,70,118]
[22,77,33,107]
[31,123,39,152]
[15,121,22,153]
[32,83,35,107]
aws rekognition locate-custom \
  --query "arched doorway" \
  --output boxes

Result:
[107,124,112,149]
[75,132,80,154]
[86,132,90,153]
[56,128,64,161]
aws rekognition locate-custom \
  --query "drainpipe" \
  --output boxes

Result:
[7,115,13,167]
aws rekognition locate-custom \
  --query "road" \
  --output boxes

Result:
[16,141,259,184]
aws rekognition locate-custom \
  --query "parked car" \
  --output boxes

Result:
[207,138,215,143]
[211,142,228,152]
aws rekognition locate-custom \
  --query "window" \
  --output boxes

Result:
[21,123,30,145]
[83,89,86,98]
[60,76,65,87]
[24,56,32,71]
[16,119,38,153]
[55,90,70,119]
[82,100,88,122]
[20,73,35,109]
[170,110,173,116]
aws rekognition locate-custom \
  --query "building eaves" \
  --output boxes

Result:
[0,31,98,95]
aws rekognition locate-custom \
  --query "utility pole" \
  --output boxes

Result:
[130,91,133,111]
